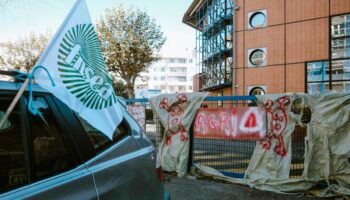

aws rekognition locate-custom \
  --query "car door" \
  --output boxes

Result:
[77,108,163,200]
[0,94,97,200]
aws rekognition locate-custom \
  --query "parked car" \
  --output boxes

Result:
[0,80,164,199]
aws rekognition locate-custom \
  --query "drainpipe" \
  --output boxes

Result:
[232,0,237,96]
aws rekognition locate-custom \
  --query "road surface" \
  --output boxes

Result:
[164,174,324,200]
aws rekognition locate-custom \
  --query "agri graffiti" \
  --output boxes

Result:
[260,96,290,157]
[194,107,266,140]
[159,94,188,145]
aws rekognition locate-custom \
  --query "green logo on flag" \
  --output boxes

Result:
[57,24,116,109]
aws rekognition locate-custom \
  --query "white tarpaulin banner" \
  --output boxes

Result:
[33,0,122,139]
[192,92,350,197]
[149,93,207,177]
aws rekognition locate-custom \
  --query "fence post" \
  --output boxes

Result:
[187,120,194,173]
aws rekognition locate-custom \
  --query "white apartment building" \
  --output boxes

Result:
[135,57,195,95]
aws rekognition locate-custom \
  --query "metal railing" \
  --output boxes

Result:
[126,96,306,179]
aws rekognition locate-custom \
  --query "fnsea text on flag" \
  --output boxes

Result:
[34,0,122,139]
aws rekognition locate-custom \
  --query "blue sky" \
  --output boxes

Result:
[0,0,195,57]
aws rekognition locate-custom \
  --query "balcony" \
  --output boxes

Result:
[193,72,231,92]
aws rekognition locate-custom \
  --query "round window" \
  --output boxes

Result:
[249,12,266,28]
[249,87,265,96]
[250,49,266,66]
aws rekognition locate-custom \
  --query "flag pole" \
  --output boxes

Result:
[0,78,30,128]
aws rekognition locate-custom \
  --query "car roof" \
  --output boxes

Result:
[0,80,49,93]
[0,80,127,107]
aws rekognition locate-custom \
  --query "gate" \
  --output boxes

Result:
[126,96,306,179]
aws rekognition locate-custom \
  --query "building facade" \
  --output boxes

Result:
[135,57,195,95]
[183,0,350,96]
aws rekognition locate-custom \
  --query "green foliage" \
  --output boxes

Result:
[97,6,166,98]
[112,79,128,99]
[0,33,50,72]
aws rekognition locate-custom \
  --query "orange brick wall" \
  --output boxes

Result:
[286,63,305,93]
[244,65,285,94]
[286,18,329,63]
[331,0,350,15]
[286,0,329,23]
[232,0,333,96]
[244,25,285,66]
[191,0,349,95]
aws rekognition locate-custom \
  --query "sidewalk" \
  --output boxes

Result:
[164,174,325,200]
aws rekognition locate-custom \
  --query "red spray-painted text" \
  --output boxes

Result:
[194,107,266,140]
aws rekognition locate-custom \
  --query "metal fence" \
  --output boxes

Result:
[126,96,306,179]
[126,98,163,148]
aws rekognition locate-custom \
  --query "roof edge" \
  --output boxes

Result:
[182,0,202,30]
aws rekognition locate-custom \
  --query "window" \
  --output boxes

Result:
[333,59,350,79]
[0,99,27,193]
[168,76,187,82]
[312,14,350,93]
[161,67,165,72]
[248,48,267,66]
[153,77,157,81]
[250,50,266,65]
[28,97,76,181]
[332,38,350,59]
[76,115,130,154]
[307,61,330,82]
[332,81,350,92]
[179,86,186,92]
[331,15,350,38]
[0,95,80,193]
[249,87,265,95]
[331,15,350,59]
[169,67,187,73]
[179,77,187,82]
[330,59,350,92]
[161,76,165,81]
[248,10,267,29]
[306,61,330,93]
[178,58,187,63]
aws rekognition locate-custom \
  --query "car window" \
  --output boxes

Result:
[123,109,142,137]
[76,114,130,154]
[27,97,77,181]
[0,99,28,193]
[0,111,11,131]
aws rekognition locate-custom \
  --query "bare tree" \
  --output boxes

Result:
[97,6,166,98]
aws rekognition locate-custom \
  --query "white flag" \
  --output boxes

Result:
[34,0,123,139]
